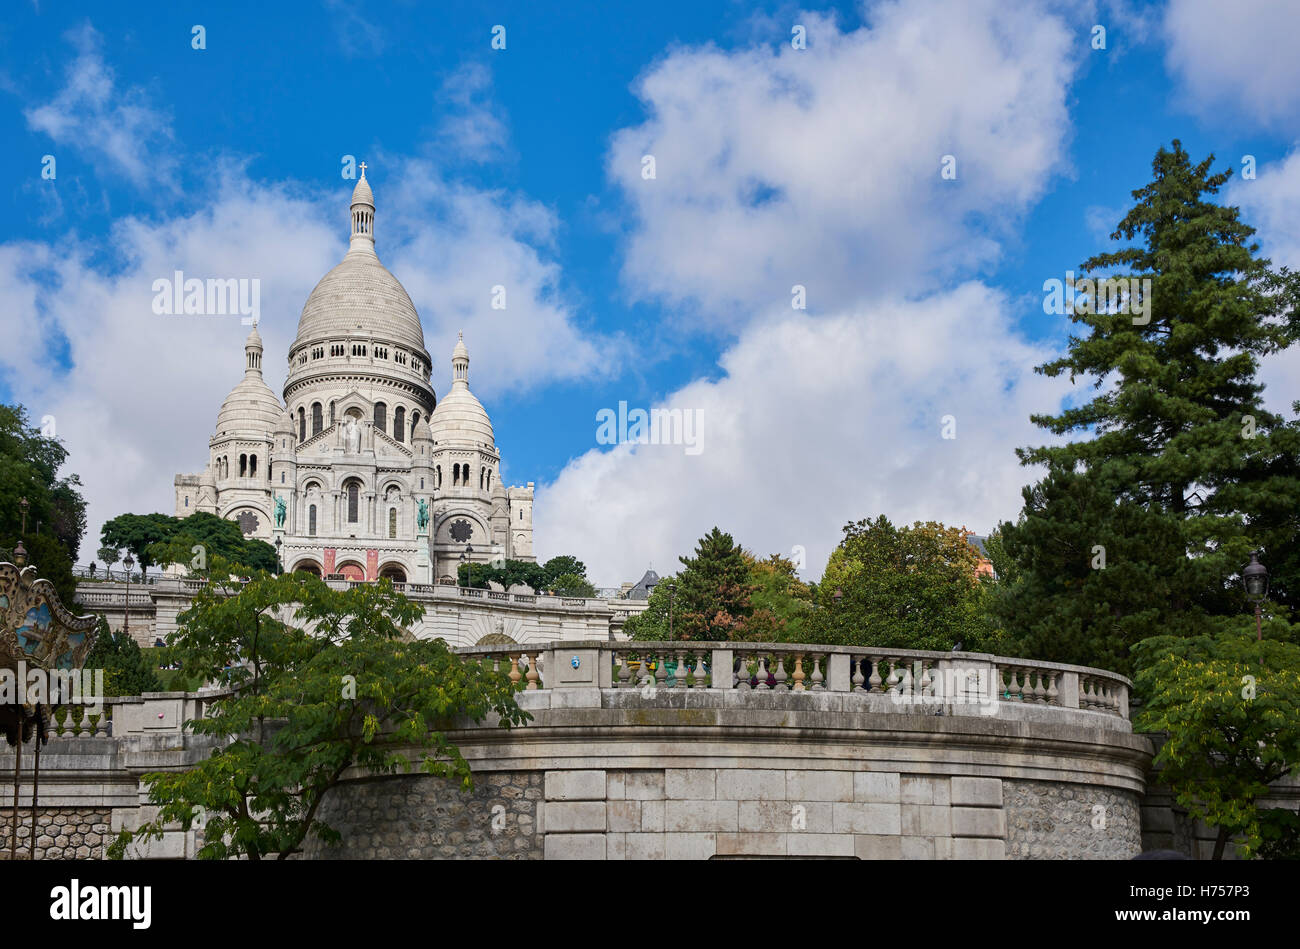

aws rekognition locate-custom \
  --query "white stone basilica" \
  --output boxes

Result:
[173,169,535,583]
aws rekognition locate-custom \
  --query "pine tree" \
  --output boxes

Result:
[672,527,756,641]
[996,141,1300,674]
[84,615,163,697]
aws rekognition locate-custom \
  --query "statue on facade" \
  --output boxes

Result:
[274,494,287,529]
[342,417,361,453]
[417,498,430,532]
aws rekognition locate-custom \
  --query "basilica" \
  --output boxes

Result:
[173,169,535,583]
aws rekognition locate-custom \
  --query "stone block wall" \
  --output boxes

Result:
[305,771,544,859]
[0,809,111,859]
[543,769,1009,860]
[1003,780,1142,859]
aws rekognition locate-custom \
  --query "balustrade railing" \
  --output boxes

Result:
[453,640,1132,720]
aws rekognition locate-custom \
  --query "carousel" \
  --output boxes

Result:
[0,516,99,859]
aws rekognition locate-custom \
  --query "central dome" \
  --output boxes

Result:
[293,252,426,353]
[291,168,427,355]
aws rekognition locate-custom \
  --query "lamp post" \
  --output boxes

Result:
[462,544,475,587]
[1243,550,1269,641]
[123,552,135,639]
[13,497,29,566]
[833,587,843,608]
[664,579,676,640]
[275,536,283,576]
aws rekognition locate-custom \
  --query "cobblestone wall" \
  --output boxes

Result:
[0,809,111,859]
[305,771,543,859]
[1004,780,1141,859]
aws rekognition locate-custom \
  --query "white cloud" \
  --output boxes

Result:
[323,0,386,58]
[381,157,615,398]
[1163,0,1300,127]
[537,284,1070,586]
[1227,148,1300,414]
[537,0,1086,584]
[23,23,176,191]
[608,0,1079,325]
[433,62,509,163]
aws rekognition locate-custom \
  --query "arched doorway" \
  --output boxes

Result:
[336,561,365,581]
[378,563,407,583]
[292,559,322,577]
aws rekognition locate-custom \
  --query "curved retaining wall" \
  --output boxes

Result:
[307,679,1152,860]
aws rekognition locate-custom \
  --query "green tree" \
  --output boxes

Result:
[0,534,78,607]
[456,558,546,592]
[995,141,1300,675]
[1132,622,1300,859]
[548,573,596,598]
[667,527,755,642]
[97,546,121,579]
[102,511,277,577]
[743,552,815,642]
[0,403,87,561]
[84,615,162,697]
[541,555,588,591]
[100,513,181,576]
[109,554,529,860]
[624,575,675,640]
[807,516,1000,652]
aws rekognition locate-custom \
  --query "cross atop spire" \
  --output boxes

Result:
[349,165,375,249]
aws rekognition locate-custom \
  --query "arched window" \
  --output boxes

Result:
[184,496,189,508]
[487,470,492,490]
[249,455,257,478]
[309,505,317,536]
[347,481,359,523]
[393,406,405,443]
[298,407,306,442]
[330,401,336,425]
[311,403,323,437]
[519,509,523,521]
[389,508,397,538]
[239,454,247,478]
[435,465,441,488]
[374,402,387,434]
[411,411,420,438]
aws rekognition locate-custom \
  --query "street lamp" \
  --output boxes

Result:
[275,536,283,575]
[833,587,843,608]
[123,552,135,638]
[461,544,475,587]
[1243,550,1269,641]
[13,497,29,566]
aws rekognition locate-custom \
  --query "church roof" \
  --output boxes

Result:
[215,326,282,435]
[429,333,495,448]
[291,169,427,355]
[627,568,660,600]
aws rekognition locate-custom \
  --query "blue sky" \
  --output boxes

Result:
[3,0,1299,584]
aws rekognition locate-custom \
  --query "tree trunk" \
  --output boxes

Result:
[1212,824,1229,860]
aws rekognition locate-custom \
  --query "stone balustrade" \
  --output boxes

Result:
[455,640,1132,722]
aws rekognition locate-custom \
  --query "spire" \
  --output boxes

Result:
[452,331,469,387]
[244,324,263,376]
[349,162,375,252]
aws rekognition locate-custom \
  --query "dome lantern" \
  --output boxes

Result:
[350,162,375,252]
[452,331,469,385]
